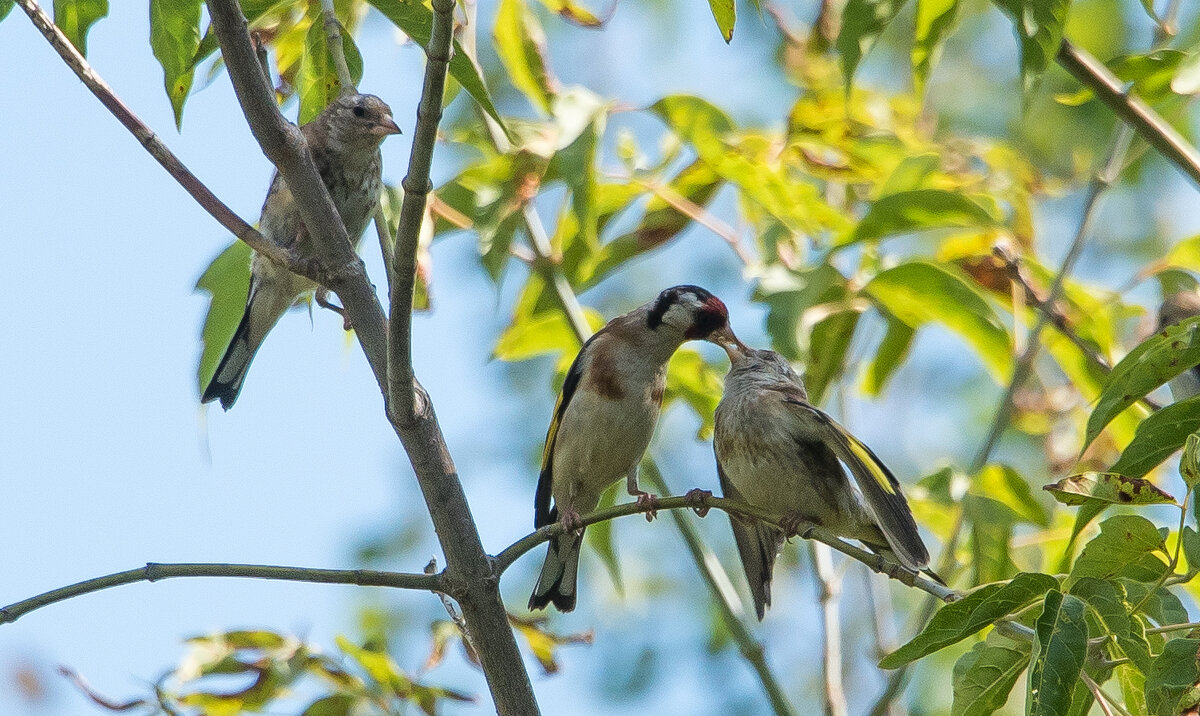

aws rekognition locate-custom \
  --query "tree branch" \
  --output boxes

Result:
[811,542,848,716]
[13,0,291,268]
[1056,39,1200,189]
[319,0,355,91]
[0,563,442,626]
[494,493,958,602]
[206,2,538,712]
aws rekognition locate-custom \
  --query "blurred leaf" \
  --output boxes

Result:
[973,464,1049,527]
[149,0,201,129]
[1056,50,1189,106]
[805,305,859,406]
[195,241,252,397]
[1184,526,1200,574]
[0,2,13,22]
[222,630,288,649]
[862,310,915,396]
[510,614,593,674]
[664,348,725,439]
[845,189,1001,246]
[1110,396,1200,479]
[1172,51,1200,95]
[1026,590,1087,716]
[1183,434,1200,488]
[951,640,1028,716]
[296,14,363,124]
[369,0,506,130]
[837,0,909,87]
[864,261,1013,383]
[992,0,1071,98]
[587,481,623,594]
[754,264,848,360]
[53,0,107,55]
[912,0,959,95]
[1085,316,1200,450]
[493,305,602,361]
[537,0,604,26]
[1146,639,1200,716]
[879,572,1058,668]
[1070,577,1153,672]
[968,498,1018,584]
[494,0,556,115]
[708,0,734,43]
[1069,515,1169,585]
[302,694,356,716]
[1045,472,1176,508]
[545,89,606,258]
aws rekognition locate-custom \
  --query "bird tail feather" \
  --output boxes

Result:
[528,530,584,612]
[201,280,291,411]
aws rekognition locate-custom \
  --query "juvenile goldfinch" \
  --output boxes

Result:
[529,285,746,612]
[713,346,932,619]
[1158,290,1200,402]
[202,93,401,410]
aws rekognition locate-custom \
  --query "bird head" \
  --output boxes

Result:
[645,285,746,356]
[727,347,808,395]
[323,93,402,147]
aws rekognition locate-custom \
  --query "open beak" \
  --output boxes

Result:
[708,325,748,363]
[373,115,402,136]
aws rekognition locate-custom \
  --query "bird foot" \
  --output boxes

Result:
[779,513,813,539]
[560,509,584,535]
[684,488,712,517]
[631,491,659,522]
[315,288,353,331]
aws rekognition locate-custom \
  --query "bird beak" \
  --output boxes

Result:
[373,115,402,136]
[708,325,748,363]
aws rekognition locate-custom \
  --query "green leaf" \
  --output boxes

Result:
[53,0,108,55]
[973,464,1049,527]
[1045,472,1176,508]
[992,0,1071,98]
[302,694,356,716]
[664,349,726,440]
[493,306,601,361]
[912,0,960,95]
[1026,590,1088,716]
[1069,515,1170,585]
[195,241,252,397]
[951,640,1029,716]
[1,1,16,23]
[587,481,623,594]
[707,0,734,43]
[862,310,915,396]
[1070,577,1153,672]
[1118,579,1188,626]
[536,0,603,26]
[864,261,1013,383]
[1183,434,1200,488]
[494,0,556,115]
[1084,314,1200,452]
[968,498,1019,584]
[804,306,859,407]
[368,0,507,130]
[1117,663,1151,716]
[1146,639,1200,716]
[837,0,909,88]
[1183,526,1200,574]
[880,572,1058,669]
[545,89,606,260]
[149,0,202,129]
[296,14,364,124]
[1110,396,1200,479]
[845,189,1001,246]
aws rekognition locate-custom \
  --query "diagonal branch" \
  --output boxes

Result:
[14,0,290,268]
[0,563,442,625]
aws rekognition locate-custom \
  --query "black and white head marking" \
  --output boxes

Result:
[646,285,730,339]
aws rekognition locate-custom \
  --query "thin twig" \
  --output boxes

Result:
[0,563,442,625]
[319,0,354,91]
[387,0,453,421]
[812,542,848,716]
[1056,40,1200,189]
[494,492,958,602]
[637,178,753,265]
[13,0,289,266]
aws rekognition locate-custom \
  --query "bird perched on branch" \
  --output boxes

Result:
[713,346,934,619]
[202,92,401,410]
[529,285,746,612]
[1158,289,1200,402]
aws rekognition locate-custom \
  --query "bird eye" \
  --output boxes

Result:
[352,106,366,118]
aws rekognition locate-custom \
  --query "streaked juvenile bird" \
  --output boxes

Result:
[202,93,401,410]
[713,346,933,619]
[1158,289,1200,402]
[529,285,746,612]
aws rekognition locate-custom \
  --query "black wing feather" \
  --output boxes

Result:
[533,335,594,527]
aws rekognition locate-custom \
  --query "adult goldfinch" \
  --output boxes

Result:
[529,285,745,612]
[202,93,401,410]
[713,346,932,619]
[1158,290,1200,402]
